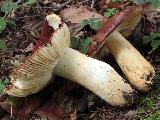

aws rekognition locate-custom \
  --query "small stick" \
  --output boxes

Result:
[10,105,13,118]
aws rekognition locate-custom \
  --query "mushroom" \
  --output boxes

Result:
[5,14,70,97]
[60,6,155,92]
[5,13,136,106]
[103,6,155,92]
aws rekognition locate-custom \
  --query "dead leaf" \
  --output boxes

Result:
[99,0,128,10]
[0,101,18,116]
[125,110,137,118]
[35,101,64,120]
[60,6,103,35]
[143,5,160,24]
[17,98,41,120]
[70,110,77,120]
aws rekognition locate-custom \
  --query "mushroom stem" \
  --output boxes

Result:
[105,30,155,91]
[54,47,136,106]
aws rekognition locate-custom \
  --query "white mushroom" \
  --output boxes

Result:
[104,6,155,92]
[5,13,136,106]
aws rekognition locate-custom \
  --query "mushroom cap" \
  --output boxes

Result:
[5,13,70,97]
[118,6,142,38]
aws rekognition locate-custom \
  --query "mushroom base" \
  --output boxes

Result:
[105,30,155,91]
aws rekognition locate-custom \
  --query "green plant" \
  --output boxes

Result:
[156,74,160,78]
[140,94,154,108]
[0,0,37,32]
[0,0,18,32]
[81,18,102,31]
[138,108,145,113]
[0,40,7,53]
[143,32,160,49]
[1,1,18,13]
[104,8,119,17]
[157,96,160,100]
[112,0,119,2]
[71,37,92,54]
[79,37,92,54]
[145,97,153,108]
[144,109,160,120]
[0,79,9,93]
[0,0,37,53]
[25,0,37,5]
[0,18,7,32]
[132,0,160,8]
[71,37,79,49]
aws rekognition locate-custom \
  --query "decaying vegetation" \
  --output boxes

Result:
[0,0,159,119]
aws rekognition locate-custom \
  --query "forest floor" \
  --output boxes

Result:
[0,0,160,120]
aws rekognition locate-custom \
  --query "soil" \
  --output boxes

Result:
[0,0,159,120]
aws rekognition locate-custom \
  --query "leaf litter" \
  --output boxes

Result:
[0,0,159,120]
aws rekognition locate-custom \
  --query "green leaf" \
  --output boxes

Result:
[6,19,16,26]
[79,37,92,54]
[143,36,151,44]
[25,0,37,5]
[132,0,160,8]
[0,83,5,93]
[0,79,9,93]
[145,110,160,120]
[0,80,5,93]
[89,18,102,30]
[151,0,160,8]
[112,0,119,2]
[81,19,90,27]
[0,40,7,53]
[157,96,160,100]
[7,96,22,107]
[145,97,153,108]
[3,79,9,84]
[146,0,153,2]
[81,18,102,31]
[151,39,160,49]
[150,32,160,39]
[133,0,146,4]
[0,18,7,32]
[109,8,119,15]
[104,11,113,17]
[138,108,145,113]
[104,8,119,17]
[1,1,18,13]
[71,37,79,49]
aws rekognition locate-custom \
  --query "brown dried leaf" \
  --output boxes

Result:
[99,0,128,10]
[17,98,41,119]
[35,101,64,120]
[60,6,103,35]
[143,4,160,24]
[70,110,77,120]
[0,101,19,116]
